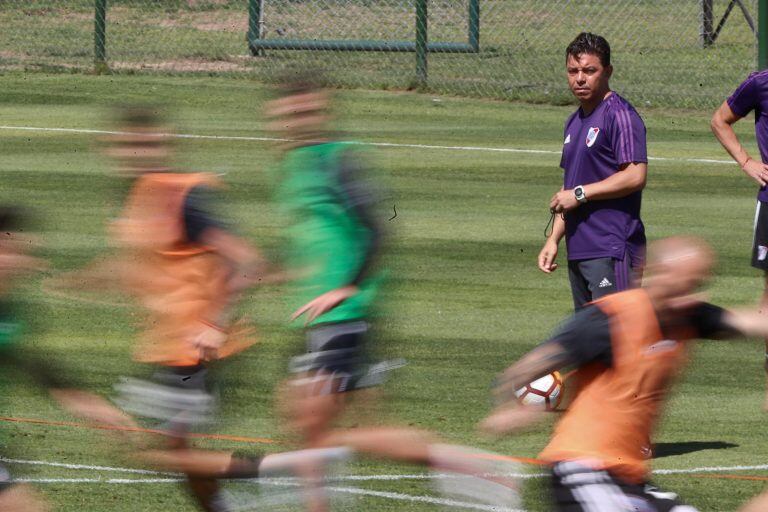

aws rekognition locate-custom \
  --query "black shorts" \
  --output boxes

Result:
[289,321,369,393]
[550,461,697,512]
[289,321,405,394]
[567,254,637,310]
[752,201,768,270]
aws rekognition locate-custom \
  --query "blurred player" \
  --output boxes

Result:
[97,106,364,512]
[539,32,648,309]
[711,72,768,409]
[484,236,768,511]
[0,206,135,512]
[40,106,345,512]
[268,73,520,512]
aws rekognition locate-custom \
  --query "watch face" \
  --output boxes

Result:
[575,187,584,197]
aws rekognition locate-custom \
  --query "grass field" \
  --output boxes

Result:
[1,72,768,511]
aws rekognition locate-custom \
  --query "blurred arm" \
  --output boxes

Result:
[719,309,768,339]
[493,341,573,403]
[493,305,613,404]
[482,306,613,435]
[198,227,264,328]
[183,186,267,328]
[338,151,384,287]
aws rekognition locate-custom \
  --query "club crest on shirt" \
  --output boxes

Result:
[564,134,571,145]
[585,127,600,147]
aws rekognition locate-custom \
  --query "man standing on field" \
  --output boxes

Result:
[538,32,648,309]
[711,70,768,410]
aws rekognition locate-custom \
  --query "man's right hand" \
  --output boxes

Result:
[538,239,559,273]
[741,158,768,187]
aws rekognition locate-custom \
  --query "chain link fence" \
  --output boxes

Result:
[0,1,760,109]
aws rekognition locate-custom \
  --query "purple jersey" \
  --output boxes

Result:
[727,70,768,202]
[560,92,647,264]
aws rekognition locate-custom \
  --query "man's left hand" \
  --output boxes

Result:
[292,285,359,325]
[549,189,580,213]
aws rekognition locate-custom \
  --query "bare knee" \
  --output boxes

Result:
[279,375,347,443]
[741,494,768,512]
[0,484,49,512]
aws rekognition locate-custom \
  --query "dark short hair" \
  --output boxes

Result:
[566,32,611,67]
[114,104,165,128]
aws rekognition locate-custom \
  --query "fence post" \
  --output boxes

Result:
[468,0,479,51]
[94,0,108,72]
[700,0,714,47]
[247,0,263,56]
[415,0,428,86]
[760,0,768,69]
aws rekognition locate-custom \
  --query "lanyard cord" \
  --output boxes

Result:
[544,209,564,238]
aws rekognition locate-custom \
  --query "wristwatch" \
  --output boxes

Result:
[574,185,587,204]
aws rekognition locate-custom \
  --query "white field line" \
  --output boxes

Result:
[15,477,183,484]
[654,464,768,475]
[5,456,768,481]
[0,125,734,166]
[0,457,173,476]
[8,458,768,512]
[11,477,527,512]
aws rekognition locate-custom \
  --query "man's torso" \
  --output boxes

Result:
[560,93,646,263]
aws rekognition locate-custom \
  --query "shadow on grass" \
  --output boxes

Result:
[653,441,739,459]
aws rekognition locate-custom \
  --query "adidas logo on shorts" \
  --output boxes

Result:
[598,277,613,288]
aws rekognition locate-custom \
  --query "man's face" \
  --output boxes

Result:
[566,53,612,103]
[266,90,330,142]
[105,129,173,175]
[657,261,711,299]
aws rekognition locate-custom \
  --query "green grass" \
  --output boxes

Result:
[0,72,767,510]
[0,1,759,109]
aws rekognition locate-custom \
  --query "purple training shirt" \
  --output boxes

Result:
[560,92,647,265]
[727,70,768,202]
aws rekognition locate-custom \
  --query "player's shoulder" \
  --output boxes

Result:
[603,93,645,127]
[737,69,768,90]
[604,93,641,116]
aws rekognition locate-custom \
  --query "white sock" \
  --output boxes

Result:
[259,446,354,475]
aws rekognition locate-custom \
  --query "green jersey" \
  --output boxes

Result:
[276,142,384,327]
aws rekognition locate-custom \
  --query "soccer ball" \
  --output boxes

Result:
[514,372,563,411]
